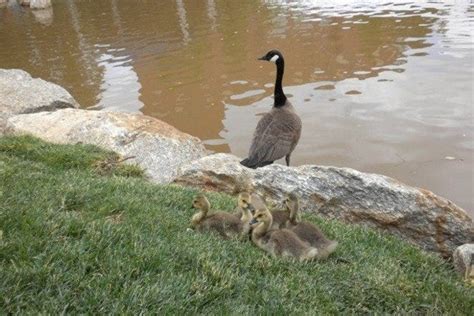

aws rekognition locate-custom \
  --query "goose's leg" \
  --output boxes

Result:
[285,154,291,166]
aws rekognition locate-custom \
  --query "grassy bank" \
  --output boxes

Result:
[0,135,472,314]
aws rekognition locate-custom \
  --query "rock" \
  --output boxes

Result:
[453,244,474,283]
[174,153,474,257]
[6,109,207,183]
[30,0,51,10]
[0,69,78,133]
[18,0,30,6]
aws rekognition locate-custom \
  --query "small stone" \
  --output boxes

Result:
[444,156,456,160]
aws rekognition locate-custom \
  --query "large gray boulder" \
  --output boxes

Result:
[0,69,78,133]
[6,109,207,183]
[174,153,474,257]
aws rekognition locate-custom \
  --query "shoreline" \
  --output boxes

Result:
[1,68,472,259]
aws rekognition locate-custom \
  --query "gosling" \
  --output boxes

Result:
[284,194,338,259]
[258,193,292,230]
[233,192,255,236]
[190,194,251,239]
[269,206,292,230]
[233,192,264,217]
[251,206,319,262]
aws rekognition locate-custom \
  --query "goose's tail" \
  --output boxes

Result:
[317,240,338,259]
[301,247,319,261]
[240,158,273,169]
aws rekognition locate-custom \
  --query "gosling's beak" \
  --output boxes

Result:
[250,218,258,225]
[257,55,267,61]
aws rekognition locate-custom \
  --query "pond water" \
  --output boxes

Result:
[1,0,472,216]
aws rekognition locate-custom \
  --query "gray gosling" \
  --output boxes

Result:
[251,206,319,262]
[284,193,338,259]
[190,194,251,239]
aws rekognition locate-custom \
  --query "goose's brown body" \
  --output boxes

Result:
[191,209,243,239]
[244,101,302,168]
[190,194,252,239]
[285,194,338,259]
[269,208,291,230]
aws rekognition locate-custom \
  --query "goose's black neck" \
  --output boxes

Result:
[274,58,287,107]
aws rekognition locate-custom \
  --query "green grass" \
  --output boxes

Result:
[0,135,472,314]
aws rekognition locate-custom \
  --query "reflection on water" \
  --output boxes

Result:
[0,0,472,215]
[95,51,143,112]
[31,7,53,26]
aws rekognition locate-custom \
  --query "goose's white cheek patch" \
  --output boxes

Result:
[270,55,279,63]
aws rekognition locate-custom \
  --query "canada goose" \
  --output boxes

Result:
[284,194,338,259]
[190,194,244,238]
[241,50,302,168]
[250,206,318,261]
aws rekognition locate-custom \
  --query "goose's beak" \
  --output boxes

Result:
[257,55,267,61]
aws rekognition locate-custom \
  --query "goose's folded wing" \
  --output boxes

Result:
[248,118,296,163]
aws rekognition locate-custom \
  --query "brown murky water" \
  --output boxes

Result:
[1,0,473,215]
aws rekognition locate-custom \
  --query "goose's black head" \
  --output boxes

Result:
[258,50,284,64]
